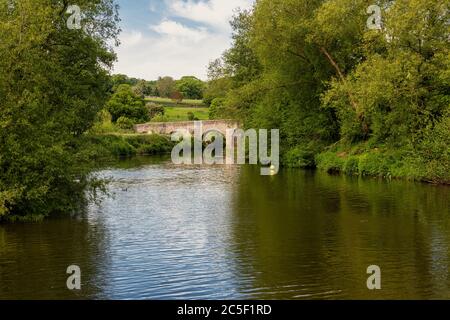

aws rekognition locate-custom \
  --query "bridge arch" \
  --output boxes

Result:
[134,120,240,136]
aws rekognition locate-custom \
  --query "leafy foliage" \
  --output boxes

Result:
[106,84,149,123]
[146,103,165,119]
[210,0,449,183]
[0,0,121,220]
[176,76,205,100]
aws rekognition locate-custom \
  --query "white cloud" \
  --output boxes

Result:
[113,0,254,80]
[168,0,254,31]
[114,26,228,80]
[151,19,209,43]
[120,30,143,47]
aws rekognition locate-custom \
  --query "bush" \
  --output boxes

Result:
[106,84,149,123]
[146,103,165,119]
[116,116,135,130]
[209,97,226,119]
[90,110,117,134]
[125,135,175,155]
[86,134,175,158]
[283,146,316,168]
[344,156,360,175]
[187,112,195,121]
[412,113,450,183]
[316,152,345,173]
[358,152,390,177]
[152,114,169,122]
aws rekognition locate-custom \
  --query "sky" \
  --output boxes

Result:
[113,0,254,81]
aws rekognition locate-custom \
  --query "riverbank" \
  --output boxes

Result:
[86,134,175,159]
[88,133,449,185]
[284,143,449,185]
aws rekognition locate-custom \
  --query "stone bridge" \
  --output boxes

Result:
[134,120,241,136]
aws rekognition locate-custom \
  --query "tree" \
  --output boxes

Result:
[146,103,165,119]
[209,98,226,119]
[0,0,120,220]
[176,76,205,100]
[132,80,148,98]
[203,77,233,106]
[110,74,138,92]
[156,76,176,98]
[106,84,149,123]
[170,90,184,103]
[209,0,449,182]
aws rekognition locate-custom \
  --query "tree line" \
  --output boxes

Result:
[110,74,206,100]
[205,0,449,184]
[1,0,448,222]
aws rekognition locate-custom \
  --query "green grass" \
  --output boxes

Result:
[158,107,209,122]
[146,97,206,108]
[86,134,175,158]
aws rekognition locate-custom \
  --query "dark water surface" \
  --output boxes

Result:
[1,156,449,299]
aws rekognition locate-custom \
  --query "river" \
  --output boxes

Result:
[1,156,449,299]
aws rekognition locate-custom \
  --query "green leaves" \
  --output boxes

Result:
[209,0,449,183]
[106,84,149,123]
[176,76,205,100]
[0,0,121,220]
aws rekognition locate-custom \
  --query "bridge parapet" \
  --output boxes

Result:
[134,120,240,136]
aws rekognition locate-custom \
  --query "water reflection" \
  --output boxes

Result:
[0,157,449,299]
[231,167,450,299]
[0,215,109,299]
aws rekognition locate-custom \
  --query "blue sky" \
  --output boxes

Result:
[113,0,254,80]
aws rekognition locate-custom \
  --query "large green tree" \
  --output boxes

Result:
[176,76,205,100]
[0,0,120,220]
[212,0,449,181]
[106,84,149,123]
[156,76,176,98]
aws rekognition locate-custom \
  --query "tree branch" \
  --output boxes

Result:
[320,46,359,114]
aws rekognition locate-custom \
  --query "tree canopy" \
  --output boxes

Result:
[208,0,449,182]
[176,76,205,100]
[106,84,149,123]
[0,0,121,220]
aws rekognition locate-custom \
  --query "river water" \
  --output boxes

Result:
[1,156,449,299]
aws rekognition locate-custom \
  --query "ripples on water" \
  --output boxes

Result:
[1,156,449,299]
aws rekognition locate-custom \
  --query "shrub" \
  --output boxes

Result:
[344,156,359,175]
[358,152,391,177]
[187,112,195,121]
[209,97,226,119]
[152,114,169,122]
[316,152,345,173]
[146,103,165,119]
[91,110,117,134]
[125,135,175,155]
[116,116,135,130]
[106,84,149,123]
[283,146,316,168]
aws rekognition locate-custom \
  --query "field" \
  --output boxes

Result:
[162,107,209,122]
[146,97,206,108]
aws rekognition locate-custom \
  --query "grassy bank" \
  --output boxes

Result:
[86,134,175,159]
[309,144,450,185]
